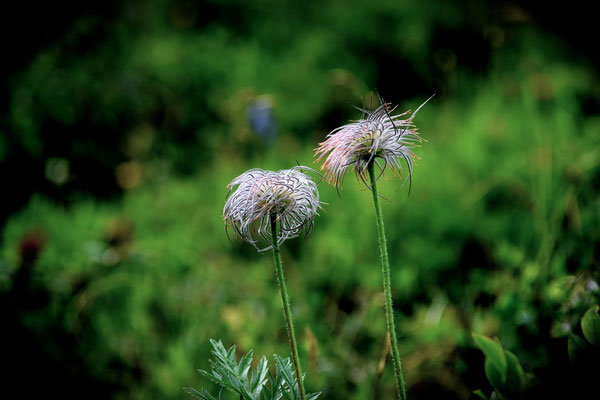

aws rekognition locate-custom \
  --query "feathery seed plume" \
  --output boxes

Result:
[315,95,433,192]
[224,167,321,251]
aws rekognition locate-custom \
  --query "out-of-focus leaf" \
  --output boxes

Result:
[484,358,505,394]
[473,389,489,400]
[503,350,525,395]
[568,334,591,363]
[581,305,600,345]
[473,334,507,382]
[475,334,527,398]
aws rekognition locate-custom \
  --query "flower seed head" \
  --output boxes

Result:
[315,95,432,192]
[223,166,321,251]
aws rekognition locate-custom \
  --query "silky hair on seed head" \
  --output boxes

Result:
[223,166,321,251]
[315,94,433,193]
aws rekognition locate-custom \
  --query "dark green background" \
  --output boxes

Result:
[1,1,598,399]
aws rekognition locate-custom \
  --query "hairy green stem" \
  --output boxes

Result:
[270,214,307,400]
[368,162,407,400]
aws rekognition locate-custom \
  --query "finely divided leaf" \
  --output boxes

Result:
[187,342,318,400]
[273,355,320,400]
[193,340,263,400]
[183,386,219,400]
[275,356,298,400]
[250,356,270,399]
[261,371,283,400]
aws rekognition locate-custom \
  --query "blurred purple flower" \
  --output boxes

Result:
[223,167,321,251]
[246,97,277,143]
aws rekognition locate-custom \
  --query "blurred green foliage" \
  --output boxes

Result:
[472,334,525,399]
[1,0,599,399]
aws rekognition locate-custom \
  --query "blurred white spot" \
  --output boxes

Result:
[425,293,447,325]
[586,279,599,292]
[45,157,70,185]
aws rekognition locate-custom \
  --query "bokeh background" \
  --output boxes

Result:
[1,0,599,399]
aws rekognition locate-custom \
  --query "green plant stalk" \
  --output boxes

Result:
[368,162,407,400]
[270,214,307,400]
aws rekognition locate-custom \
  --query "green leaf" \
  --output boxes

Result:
[271,355,319,400]
[275,355,298,400]
[250,356,269,399]
[226,343,237,363]
[198,369,240,395]
[581,305,600,345]
[262,371,283,400]
[195,340,261,400]
[188,343,317,400]
[473,334,508,382]
[568,334,591,363]
[484,358,505,394]
[183,386,218,400]
[503,350,525,395]
[473,389,489,400]
[238,350,254,383]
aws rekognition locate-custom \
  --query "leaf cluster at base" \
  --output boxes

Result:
[184,339,320,400]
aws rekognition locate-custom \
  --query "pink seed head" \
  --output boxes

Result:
[223,166,322,251]
[315,95,432,192]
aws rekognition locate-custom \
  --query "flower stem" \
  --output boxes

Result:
[270,214,307,400]
[368,162,407,400]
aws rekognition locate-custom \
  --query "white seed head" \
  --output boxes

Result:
[315,95,432,191]
[223,166,321,251]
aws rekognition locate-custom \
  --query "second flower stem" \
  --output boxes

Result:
[270,214,307,400]
[368,162,407,400]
